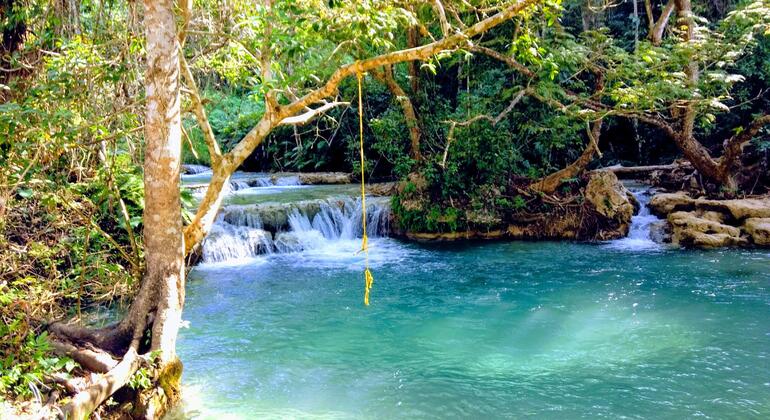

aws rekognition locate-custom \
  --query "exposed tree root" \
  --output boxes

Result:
[49,338,119,373]
[63,347,143,420]
[44,296,157,418]
[49,322,132,357]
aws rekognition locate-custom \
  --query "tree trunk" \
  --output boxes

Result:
[54,1,186,417]
[407,25,421,93]
[531,119,603,194]
[670,0,731,188]
[140,0,185,367]
[649,0,675,46]
[373,65,422,161]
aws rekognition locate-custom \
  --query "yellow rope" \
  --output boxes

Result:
[357,70,374,306]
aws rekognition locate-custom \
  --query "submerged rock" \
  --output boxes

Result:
[649,220,671,244]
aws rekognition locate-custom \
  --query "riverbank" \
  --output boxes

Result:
[186,168,770,268]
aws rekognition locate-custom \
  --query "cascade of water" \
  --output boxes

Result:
[182,164,212,174]
[230,180,252,191]
[275,175,301,186]
[606,184,663,251]
[202,222,275,263]
[254,177,274,187]
[201,196,390,263]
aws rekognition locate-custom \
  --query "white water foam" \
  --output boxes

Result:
[182,164,212,174]
[201,197,391,265]
[605,184,663,251]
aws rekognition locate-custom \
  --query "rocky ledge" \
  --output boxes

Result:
[395,170,637,242]
[648,192,770,248]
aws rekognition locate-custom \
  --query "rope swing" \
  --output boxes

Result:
[357,70,374,306]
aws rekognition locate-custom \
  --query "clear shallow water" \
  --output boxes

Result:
[221,184,361,206]
[175,240,770,419]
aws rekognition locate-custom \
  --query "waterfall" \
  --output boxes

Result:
[606,184,662,251]
[275,175,300,186]
[230,180,251,191]
[201,197,390,264]
[182,164,212,174]
[202,221,275,263]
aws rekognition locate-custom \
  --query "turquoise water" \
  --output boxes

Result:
[175,240,770,419]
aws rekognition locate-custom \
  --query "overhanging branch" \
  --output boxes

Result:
[279,101,350,126]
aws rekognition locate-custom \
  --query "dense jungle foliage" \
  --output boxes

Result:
[1,0,769,413]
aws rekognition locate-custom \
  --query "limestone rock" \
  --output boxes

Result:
[405,231,473,241]
[743,218,770,246]
[584,170,635,222]
[668,212,741,237]
[668,211,745,248]
[717,198,770,220]
[367,182,398,196]
[648,192,694,216]
[649,192,770,222]
[296,172,351,184]
[687,232,745,249]
[700,211,725,223]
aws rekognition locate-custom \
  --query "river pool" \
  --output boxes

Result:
[173,236,770,419]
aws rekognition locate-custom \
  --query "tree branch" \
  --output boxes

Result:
[441,88,529,167]
[468,45,535,78]
[184,0,542,254]
[279,101,350,126]
[650,0,675,46]
[719,113,770,173]
[433,0,451,37]
[179,54,222,168]
[372,65,423,160]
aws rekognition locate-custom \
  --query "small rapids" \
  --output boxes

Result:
[606,184,663,251]
[185,172,303,198]
[202,196,391,264]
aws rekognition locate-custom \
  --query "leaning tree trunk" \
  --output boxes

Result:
[670,0,733,189]
[531,119,603,194]
[373,65,422,161]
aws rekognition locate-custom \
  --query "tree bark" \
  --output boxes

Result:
[649,0,675,46]
[407,25,421,93]
[140,0,185,366]
[716,114,770,184]
[531,119,603,194]
[373,65,422,161]
[669,0,729,187]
